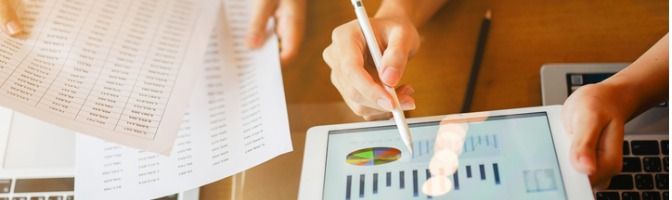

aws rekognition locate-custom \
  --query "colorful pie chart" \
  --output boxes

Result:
[346,147,401,166]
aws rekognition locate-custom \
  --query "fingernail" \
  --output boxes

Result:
[246,33,260,48]
[377,98,393,111]
[252,33,265,47]
[252,36,261,47]
[398,86,415,95]
[405,86,415,94]
[6,21,22,36]
[247,37,258,48]
[401,101,416,110]
[382,67,400,86]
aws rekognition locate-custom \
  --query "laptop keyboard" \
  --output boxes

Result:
[595,139,669,200]
[0,177,73,200]
[0,177,180,200]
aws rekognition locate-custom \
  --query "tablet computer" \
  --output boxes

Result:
[298,106,593,200]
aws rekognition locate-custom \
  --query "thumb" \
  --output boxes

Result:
[380,46,408,87]
[590,119,624,186]
[379,29,415,87]
[569,110,607,175]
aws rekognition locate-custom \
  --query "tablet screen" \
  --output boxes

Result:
[324,112,567,200]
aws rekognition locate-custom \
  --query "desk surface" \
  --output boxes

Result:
[200,0,668,199]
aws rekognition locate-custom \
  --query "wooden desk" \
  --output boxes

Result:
[200,0,668,199]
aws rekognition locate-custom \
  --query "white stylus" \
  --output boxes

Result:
[350,0,413,154]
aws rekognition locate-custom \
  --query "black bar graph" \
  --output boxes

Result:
[479,164,486,180]
[462,163,503,188]
[359,174,364,198]
[399,171,405,189]
[343,162,502,199]
[412,140,434,159]
[346,175,351,200]
[426,169,432,199]
[453,170,460,190]
[462,134,500,156]
[493,163,500,185]
[373,173,378,194]
[493,135,497,148]
[411,135,500,159]
[417,141,423,157]
[386,172,391,187]
[412,170,419,197]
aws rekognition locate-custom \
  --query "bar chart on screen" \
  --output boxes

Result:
[411,134,501,160]
[323,113,568,200]
[462,134,500,157]
[343,161,503,200]
[340,132,506,200]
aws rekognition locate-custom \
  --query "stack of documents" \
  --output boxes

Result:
[0,0,292,199]
[0,0,219,154]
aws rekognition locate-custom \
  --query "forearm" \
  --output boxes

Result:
[374,0,449,27]
[604,34,669,118]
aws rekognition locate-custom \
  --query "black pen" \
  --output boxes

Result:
[461,10,491,113]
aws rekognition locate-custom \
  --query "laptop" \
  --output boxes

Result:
[0,107,199,200]
[541,63,669,200]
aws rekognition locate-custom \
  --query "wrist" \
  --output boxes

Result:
[374,0,416,25]
[602,35,669,119]
[599,78,643,120]
[374,0,449,27]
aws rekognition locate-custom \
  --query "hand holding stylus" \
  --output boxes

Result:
[322,8,419,121]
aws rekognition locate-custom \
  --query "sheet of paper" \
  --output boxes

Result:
[0,0,219,154]
[74,0,293,199]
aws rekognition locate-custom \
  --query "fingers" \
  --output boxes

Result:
[324,19,419,120]
[589,120,624,187]
[333,24,394,111]
[563,84,628,188]
[379,26,419,87]
[330,67,415,120]
[564,84,626,187]
[397,85,416,110]
[334,73,389,120]
[0,0,22,36]
[344,89,415,121]
[568,102,607,175]
[248,0,306,64]
[380,45,407,87]
[247,0,277,48]
[275,0,305,63]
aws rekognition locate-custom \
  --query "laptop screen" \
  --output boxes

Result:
[3,112,74,169]
[566,73,666,107]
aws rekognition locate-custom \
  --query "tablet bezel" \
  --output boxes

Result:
[298,105,593,200]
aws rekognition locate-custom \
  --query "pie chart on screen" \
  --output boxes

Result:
[346,147,401,166]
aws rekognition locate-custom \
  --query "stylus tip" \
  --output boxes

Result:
[405,141,414,155]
